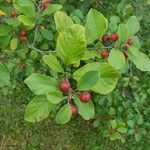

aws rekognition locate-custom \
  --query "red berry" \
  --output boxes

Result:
[127,38,134,45]
[123,52,128,60]
[111,33,119,42]
[59,80,71,93]
[71,104,78,116]
[80,92,91,103]
[102,34,110,43]
[11,10,17,17]
[20,30,27,37]
[100,50,109,58]
[43,0,49,9]
[20,36,27,42]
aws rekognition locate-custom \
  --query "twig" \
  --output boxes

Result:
[28,44,45,54]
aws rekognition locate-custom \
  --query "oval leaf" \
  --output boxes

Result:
[74,96,95,120]
[127,16,140,37]
[128,47,150,71]
[24,95,55,123]
[56,24,86,65]
[24,73,58,95]
[18,15,35,27]
[43,53,63,73]
[54,11,74,32]
[42,4,62,16]
[10,37,18,50]
[116,24,129,45]
[73,63,120,94]
[108,49,125,69]
[85,8,108,43]
[55,104,72,124]
[47,91,64,104]
[78,71,99,91]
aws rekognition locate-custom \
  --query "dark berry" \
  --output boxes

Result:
[80,92,91,103]
[100,50,109,58]
[111,33,119,42]
[71,104,78,116]
[59,80,71,93]
[102,34,110,43]
[127,38,134,45]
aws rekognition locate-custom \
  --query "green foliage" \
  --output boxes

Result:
[0,0,150,146]
[85,8,108,43]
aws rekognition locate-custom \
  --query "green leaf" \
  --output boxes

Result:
[5,18,21,27]
[73,62,120,94]
[0,62,10,87]
[13,0,35,17]
[40,29,54,41]
[77,71,99,91]
[55,104,72,124]
[42,4,62,16]
[47,91,64,104]
[24,95,55,123]
[0,25,11,37]
[74,96,95,120]
[127,16,140,37]
[85,8,108,43]
[119,61,129,74]
[108,49,125,69]
[54,11,74,32]
[117,24,129,45]
[128,47,150,71]
[132,36,141,49]
[110,120,118,129]
[10,37,18,50]
[56,24,86,65]
[24,73,58,95]
[18,15,35,27]
[43,53,64,73]
[127,120,135,128]
[0,10,6,16]
[82,50,98,60]
[0,35,11,48]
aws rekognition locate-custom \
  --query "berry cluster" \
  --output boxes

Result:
[100,33,134,59]
[20,30,27,42]
[59,80,91,116]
